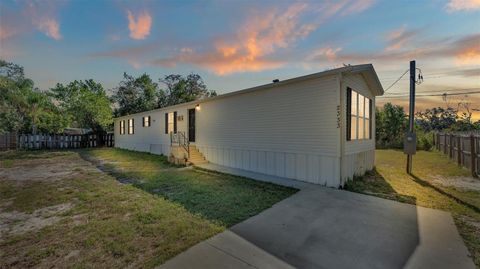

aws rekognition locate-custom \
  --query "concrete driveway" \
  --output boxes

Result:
[160,180,475,269]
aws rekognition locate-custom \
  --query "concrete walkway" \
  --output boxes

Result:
[160,166,475,269]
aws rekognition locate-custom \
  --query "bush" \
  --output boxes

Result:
[416,131,434,151]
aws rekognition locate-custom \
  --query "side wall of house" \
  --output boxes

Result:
[114,105,193,156]
[341,73,376,183]
[195,76,341,186]
[114,74,347,187]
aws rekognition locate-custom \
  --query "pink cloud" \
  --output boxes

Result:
[307,47,343,62]
[23,1,63,41]
[0,2,63,41]
[340,0,376,16]
[308,33,480,68]
[34,17,61,40]
[0,25,16,40]
[446,0,480,11]
[127,10,152,40]
[153,3,312,74]
[384,25,419,51]
[93,1,375,73]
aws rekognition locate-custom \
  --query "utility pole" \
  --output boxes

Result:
[405,60,416,174]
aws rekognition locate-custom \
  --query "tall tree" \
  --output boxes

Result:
[113,73,159,116]
[415,107,458,132]
[158,73,216,108]
[50,80,112,132]
[0,59,67,134]
[376,103,407,148]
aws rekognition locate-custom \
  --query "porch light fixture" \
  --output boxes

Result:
[195,104,200,111]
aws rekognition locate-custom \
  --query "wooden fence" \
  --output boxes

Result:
[16,133,114,150]
[434,132,479,177]
[0,132,17,151]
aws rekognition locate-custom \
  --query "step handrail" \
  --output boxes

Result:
[170,131,189,158]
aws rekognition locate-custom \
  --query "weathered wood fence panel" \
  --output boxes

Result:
[0,132,17,151]
[434,132,479,178]
[17,133,114,150]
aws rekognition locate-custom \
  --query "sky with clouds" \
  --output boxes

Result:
[1,0,479,118]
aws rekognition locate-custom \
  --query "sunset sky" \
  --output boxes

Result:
[1,0,479,119]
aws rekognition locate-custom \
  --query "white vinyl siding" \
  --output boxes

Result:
[196,76,339,156]
[113,69,380,187]
[343,73,376,182]
[194,76,341,186]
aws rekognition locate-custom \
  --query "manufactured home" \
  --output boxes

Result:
[114,64,384,187]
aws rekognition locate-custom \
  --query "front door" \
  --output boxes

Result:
[188,109,196,142]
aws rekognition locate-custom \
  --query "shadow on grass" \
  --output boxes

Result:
[410,173,480,214]
[344,168,417,205]
[78,149,297,227]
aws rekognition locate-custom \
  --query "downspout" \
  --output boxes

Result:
[338,72,346,187]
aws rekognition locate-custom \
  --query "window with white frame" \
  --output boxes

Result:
[143,116,151,127]
[347,88,372,141]
[128,118,134,134]
[119,120,125,135]
[165,112,177,134]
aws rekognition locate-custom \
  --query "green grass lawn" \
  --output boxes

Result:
[81,148,297,226]
[345,149,480,267]
[0,149,296,268]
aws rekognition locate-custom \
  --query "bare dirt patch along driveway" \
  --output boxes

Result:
[0,149,295,268]
[0,152,95,240]
[0,151,224,268]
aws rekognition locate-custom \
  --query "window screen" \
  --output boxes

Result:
[128,118,134,134]
[347,88,372,141]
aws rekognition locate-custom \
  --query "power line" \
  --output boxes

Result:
[380,69,480,81]
[378,90,480,99]
[383,69,409,93]
[383,87,480,96]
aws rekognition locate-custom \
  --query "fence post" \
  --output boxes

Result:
[438,133,441,151]
[448,134,452,158]
[457,136,461,165]
[443,135,447,154]
[471,134,478,178]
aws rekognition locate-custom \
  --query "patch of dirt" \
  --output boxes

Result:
[0,156,98,182]
[70,213,89,226]
[0,203,73,240]
[64,249,80,260]
[432,175,480,191]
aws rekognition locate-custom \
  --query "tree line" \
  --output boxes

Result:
[376,101,480,150]
[0,59,216,134]
[2,58,477,150]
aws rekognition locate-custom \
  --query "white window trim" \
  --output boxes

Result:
[349,90,371,141]
[128,118,134,135]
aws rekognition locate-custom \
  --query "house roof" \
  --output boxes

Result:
[116,64,384,119]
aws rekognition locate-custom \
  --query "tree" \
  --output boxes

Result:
[415,107,458,132]
[449,99,479,131]
[0,59,68,134]
[158,73,216,108]
[112,73,159,116]
[112,73,216,116]
[0,60,29,133]
[50,80,113,132]
[376,103,407,148]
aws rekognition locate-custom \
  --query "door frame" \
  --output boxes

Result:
[188,108,196,143]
